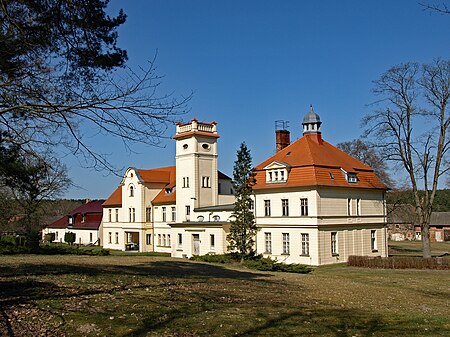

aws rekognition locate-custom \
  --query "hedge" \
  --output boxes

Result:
[347,255,450,270]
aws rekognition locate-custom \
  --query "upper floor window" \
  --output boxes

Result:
[162,207,167,222]
[266,168,288,183]
[347,198,352,216]
[202,176,211,188]
[249,199,254,211]
[183,177,190,188]
[68,216,73,225]
[81,214,86,223]
[264,200,271,216]
[108,209,112,222]
[129,185,134,197]
[356,198,361,216]
[171,207,176,222]
[282,199,289,216]
[300,198,308,216]
[146,207,151,222]
[115,209,119,222]
[186,205,191,215]
[129,207,135,222]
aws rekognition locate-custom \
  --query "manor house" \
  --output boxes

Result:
[102,107,388,265]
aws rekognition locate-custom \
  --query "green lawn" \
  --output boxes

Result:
[389,240,450,257]
[0,255,449,336]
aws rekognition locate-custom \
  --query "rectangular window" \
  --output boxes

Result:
[331,232,338,255]
[282,199,289,216]
[171,207,176,222]
[178,233,183,247]
[264,232,272,253]
[55,232,58,241]
[162,234,166,246]
[108,209,112,222]
[115,209,119,222]
[282,233,290,254]
[158,234,161,246]
[183,177,190,188]
[146,234,152,245]
[115,232,119,244]
[186,205,191,215]
[301,233,309,256]
[269,171,273,181]
[146,207,151,222]
[167,234,171,246]
[202,176,211,188]
[347,198,352,216]
[90,233,93,242]
[210,234,215,249]
[132,208,135,222]
[274,171,279,181]
[249,199,254,211]
[264,200,271,216]
[129,208,132,222]
[371,230,377,251]
[280,170,285,181]
[162,207,166,222]
[357,198,361,216]
[108,232,112,244]
[81,214,86,222]
[300,198,308,216]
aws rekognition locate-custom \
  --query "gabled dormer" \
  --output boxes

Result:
[341,168,358,184]
[263,161,290,183]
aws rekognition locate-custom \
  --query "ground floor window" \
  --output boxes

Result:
[90,233,93,242]
[264,232,272,253]
[55,232,58,241]
[108,232,112,244]
[371,230,377,251]
[167,234,171,246]
[331,232,338,255]
[210,234,215,250]
[178,233,182,247]
[158,234,161,246]
[301,233,309,256]
[282,233,290,254]
[146,234,152,245]
[115,232,119,244]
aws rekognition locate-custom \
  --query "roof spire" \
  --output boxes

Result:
[302,104,322,136]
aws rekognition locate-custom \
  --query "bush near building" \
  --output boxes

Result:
[348,255,450,270]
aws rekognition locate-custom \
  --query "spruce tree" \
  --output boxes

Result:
[227,142,257,255]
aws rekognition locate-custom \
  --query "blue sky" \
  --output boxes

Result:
[65,0,450,199]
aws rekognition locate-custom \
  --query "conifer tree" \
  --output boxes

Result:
[227,142,257,255]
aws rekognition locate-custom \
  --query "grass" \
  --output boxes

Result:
[0,255,449,336]
[389,240,450,257]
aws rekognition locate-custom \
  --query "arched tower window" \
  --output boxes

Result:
[129,185,134,197]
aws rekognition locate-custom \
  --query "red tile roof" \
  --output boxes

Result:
[137,166,175,183]
[253,134,387,190]
[103,186,122,206]
[45,200,104,230]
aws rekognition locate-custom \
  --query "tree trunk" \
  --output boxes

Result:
[421,224,432,258]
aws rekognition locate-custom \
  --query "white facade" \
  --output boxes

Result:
[103,114,388,265]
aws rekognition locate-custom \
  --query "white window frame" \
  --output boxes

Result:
[371,230,377,251]
[108,209,112,222]
[264,232,272,253]
[210,234,215,250]
[264,200,271,216]
[300,198,308,216]
[331,232,338,255]
[162,207,166,222]
[282,199,289,216]
[171,207,176,222]
[146,234,152,245]
[301,233,309,256]
[282,233,290,254]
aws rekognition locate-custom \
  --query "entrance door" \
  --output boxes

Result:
[192,234,200,256]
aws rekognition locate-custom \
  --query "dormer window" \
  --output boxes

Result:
[347,173,358,183]
[68,216,73,226]
[264,161,289,184]
[165,187,173,195]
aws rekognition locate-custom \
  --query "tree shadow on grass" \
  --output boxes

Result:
[0,260,270,280]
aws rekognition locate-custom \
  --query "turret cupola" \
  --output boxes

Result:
[302,105,322,135]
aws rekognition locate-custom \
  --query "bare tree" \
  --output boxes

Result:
[420,1,450,15]
[337,139,394,187]
[0,0,190,173]
[364,60,450,258]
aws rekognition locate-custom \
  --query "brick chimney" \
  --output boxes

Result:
[275,129,290,152]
